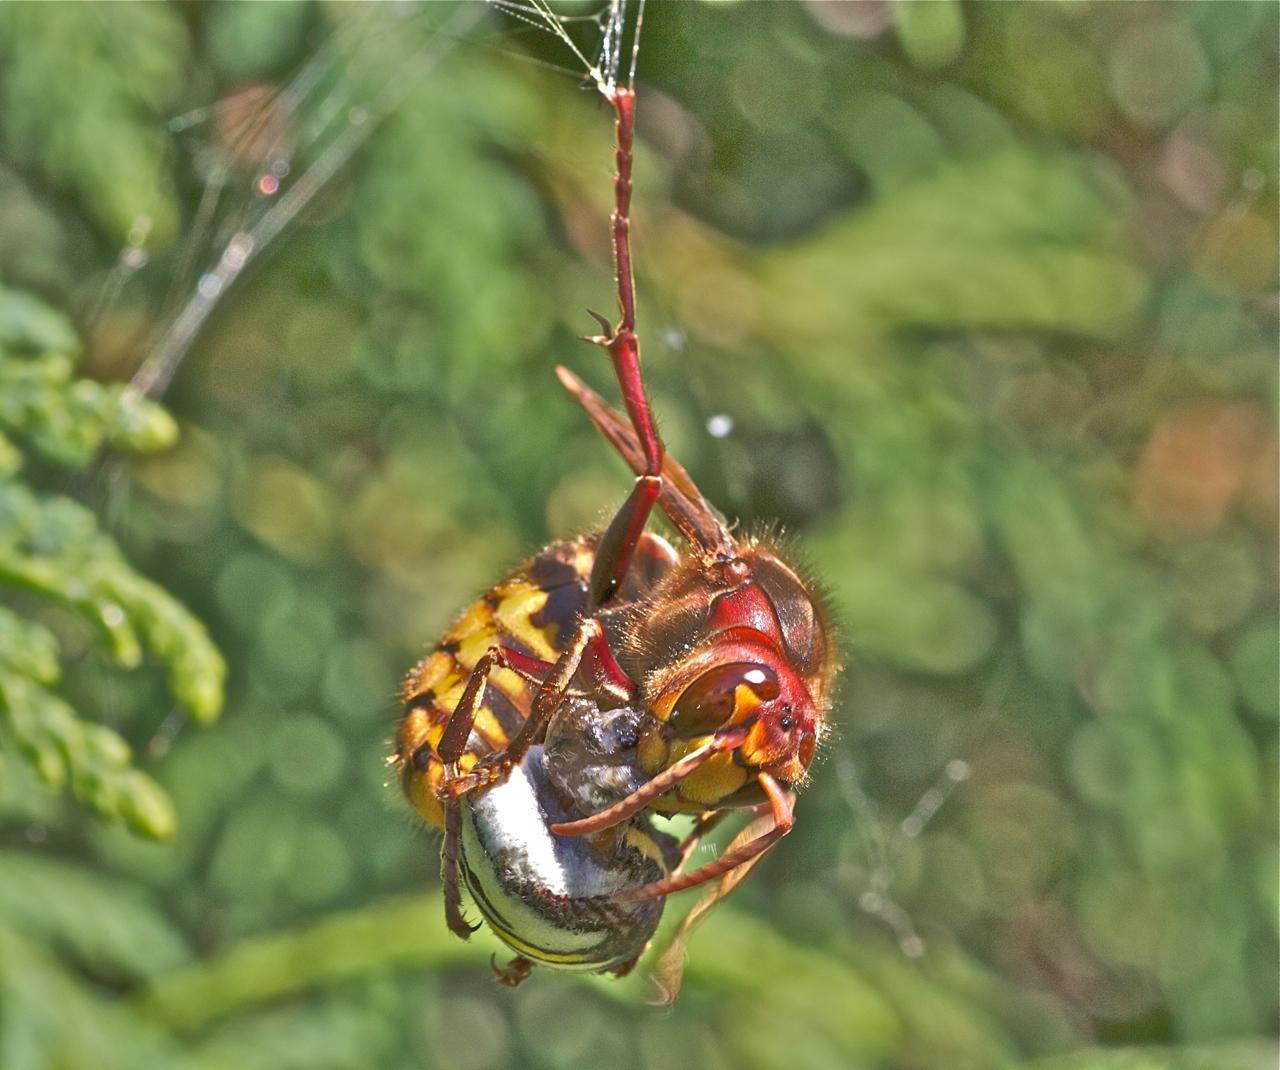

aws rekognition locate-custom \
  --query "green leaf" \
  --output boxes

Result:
[0,283,221,836]
[0,3,187,248]
[0,482,225,722]
[141,895,496,1033]
[1230,619,1280,723]
[0,921,201,1070]
[837,567,997,675]
[759,152,1149,348]
[892,0,966,70]
[100,567,226,725]
[0,285,177,466]
[1032,1040,1279,1070]
[0,669,177,838]
[0,284,80,356]
[0,605,59,685]
[0,850,190,980]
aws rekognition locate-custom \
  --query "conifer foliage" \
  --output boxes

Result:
[0,3,1274,1069]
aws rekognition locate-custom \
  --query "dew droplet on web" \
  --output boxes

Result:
[126,215,151,246]
[900,935,925,958]
[706,414,733,439]
[223,234,255,270]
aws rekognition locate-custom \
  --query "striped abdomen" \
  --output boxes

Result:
[396,539,596,828]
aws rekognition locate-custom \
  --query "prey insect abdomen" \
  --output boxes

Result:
[459,741,669,974]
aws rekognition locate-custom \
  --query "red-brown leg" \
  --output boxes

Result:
[600,90,653,458]
[590,474,661,605]
[613,773,795,902]
[436,645,553,766]
[502,618,610,760]
[442,797,478,938]
[548,726,750,836]
[556,365,737,559]
[581,87,671,608]
[649,808,778,1006]
[442,619,622,799]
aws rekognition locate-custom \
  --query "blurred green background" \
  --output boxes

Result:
[0,2,1275,1068]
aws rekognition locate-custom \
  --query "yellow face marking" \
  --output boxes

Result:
[638,721,669,776]
[675,750,748,806]
[649,690,678,724]
[492,584,556,662]
[730,683,762,724]
[740,721,785,769]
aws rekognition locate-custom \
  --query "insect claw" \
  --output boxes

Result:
[449,913,481,938]
[491,953,533,986]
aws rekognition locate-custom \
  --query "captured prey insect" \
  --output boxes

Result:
[394,14,838,987]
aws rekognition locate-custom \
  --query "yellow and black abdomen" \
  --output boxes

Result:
[395,539,596,827]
